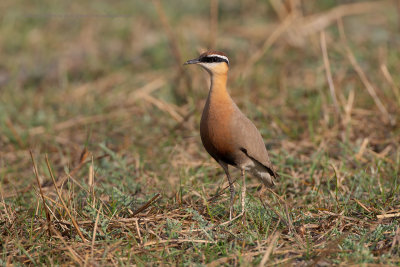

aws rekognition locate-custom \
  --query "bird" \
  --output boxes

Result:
[184,50,279,222]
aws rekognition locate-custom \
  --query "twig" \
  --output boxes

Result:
[45,154,87,242]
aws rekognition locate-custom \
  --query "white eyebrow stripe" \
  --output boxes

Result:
[207,54,229,63]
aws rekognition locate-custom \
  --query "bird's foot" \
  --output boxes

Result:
[220,210,245,226]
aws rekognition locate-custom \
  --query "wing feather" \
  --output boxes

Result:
[232,107,279,179]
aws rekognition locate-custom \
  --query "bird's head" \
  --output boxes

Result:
[184,51,229,75]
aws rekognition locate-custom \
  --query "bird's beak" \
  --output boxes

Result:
[183,58,200,65]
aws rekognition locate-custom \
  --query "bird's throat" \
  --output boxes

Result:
[209,73,230,104]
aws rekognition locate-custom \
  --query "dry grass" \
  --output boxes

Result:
[1,0,400,265]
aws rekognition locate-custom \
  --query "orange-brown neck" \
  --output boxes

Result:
[201,72,235,164]
[208,73,230,103]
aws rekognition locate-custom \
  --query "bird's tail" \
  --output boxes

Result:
[250,166,276,188]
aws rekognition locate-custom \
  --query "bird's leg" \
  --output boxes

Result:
[220,163,235,220]
[227,173,235,220]
[240,169,246,217]
[220,169,246,226]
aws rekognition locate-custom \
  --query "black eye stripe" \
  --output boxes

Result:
[200,56,229,65]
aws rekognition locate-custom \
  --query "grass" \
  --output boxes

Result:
[1,0,400,265]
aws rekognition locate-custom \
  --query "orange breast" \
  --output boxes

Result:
[200,88,235,164]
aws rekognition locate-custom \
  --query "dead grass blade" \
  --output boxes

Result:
[338,19,393,125]
[91,203,102,259]
[53,228,84,265]
[5,118,24,148]
[377,212,400,219]
[299,1,390,37]
[131,193,161,217]
[152,0,182,68]
[29,150,52,237]
[28,80,166,138]
[258,232,280,266]
[125,78,165,104]
[209,0,219,49]
[242,14,295,79]
[310,232,351,266]
[56,154,108,191]
[121,78,183,122]
[45,154,87,242]
[269,0,289,21]
[28,106,141,136]
[264,188,306,249]
[141,94,184,122]
[397,0,400,31]
[270,1,389,49]
[390,227,400,254]
[88,156,94,197]
[320,31,340,117]
[342,88,355,126]
[135,219,143,245]
[261,197,288,228]
[355,138,369,162]
[380,63,400,107]
[0,190,12,224]
[352,198,371,213]
[143,239,216,247]
[152,0,192,103]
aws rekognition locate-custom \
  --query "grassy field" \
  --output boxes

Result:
[1,0,400,265]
